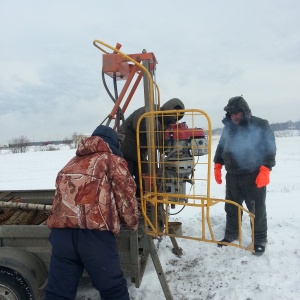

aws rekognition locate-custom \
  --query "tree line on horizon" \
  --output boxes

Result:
[212,119,300,135]
[1,132,85,153]
[2,120,299,153]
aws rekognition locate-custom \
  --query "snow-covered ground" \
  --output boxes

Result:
[0,134,300,300]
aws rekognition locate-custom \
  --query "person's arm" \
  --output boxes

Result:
[213,129,226,184]
[213,130,226,165]
[261,121,276,169]
[110,157,139,231]
[255,119,276,188]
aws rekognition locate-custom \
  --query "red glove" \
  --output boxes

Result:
[255,165,270,188]
[214,163,223,184]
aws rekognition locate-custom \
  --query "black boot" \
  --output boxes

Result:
[253,244,265,256]
[217,238,231,248]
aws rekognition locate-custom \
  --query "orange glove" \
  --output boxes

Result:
[255,165,270,188]
[214,163,223,184]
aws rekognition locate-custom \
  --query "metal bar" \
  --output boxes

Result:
[121,69,143,115]
[147,236,173,300]
[169,236,183,257]
[109,65,137,119]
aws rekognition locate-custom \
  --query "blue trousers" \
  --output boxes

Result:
[44,228,129,300]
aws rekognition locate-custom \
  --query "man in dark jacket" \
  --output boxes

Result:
[213,96,276,255]
[45,125,138,300]
[119,98,185,195]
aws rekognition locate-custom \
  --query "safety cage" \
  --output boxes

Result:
[137,108,255,252]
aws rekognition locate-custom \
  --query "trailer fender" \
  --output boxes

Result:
[0,247,48,299]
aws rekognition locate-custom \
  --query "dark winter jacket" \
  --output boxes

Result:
[47,135,139,234]
[119,98,185,161]
[214,97,276,175]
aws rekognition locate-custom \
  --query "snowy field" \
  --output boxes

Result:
[0,133,300,300]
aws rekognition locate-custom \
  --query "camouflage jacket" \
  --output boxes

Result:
[47,136,139,234]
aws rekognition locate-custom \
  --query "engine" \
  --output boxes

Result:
[161,122,208,203]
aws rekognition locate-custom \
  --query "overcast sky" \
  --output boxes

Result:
[1,0,299,145]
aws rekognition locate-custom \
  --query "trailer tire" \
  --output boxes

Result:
[0,267,33,300]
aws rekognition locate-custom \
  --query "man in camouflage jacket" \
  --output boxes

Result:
[45,125,138,300]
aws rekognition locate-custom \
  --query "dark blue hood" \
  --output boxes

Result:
[91,125,123,158]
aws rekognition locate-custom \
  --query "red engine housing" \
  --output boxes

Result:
[165,122,205,141]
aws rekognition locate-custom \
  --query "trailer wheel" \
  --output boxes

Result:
[0,267,33,300]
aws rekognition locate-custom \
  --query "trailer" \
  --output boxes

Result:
[0,189,179,299]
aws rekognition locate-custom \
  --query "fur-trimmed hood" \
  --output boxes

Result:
[222,96,252,126]
[224,96,252,120]
[160,98,185,124]
[161,98,185,111]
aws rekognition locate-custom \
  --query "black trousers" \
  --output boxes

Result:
[44,228,129,300]
[224,172,267,246]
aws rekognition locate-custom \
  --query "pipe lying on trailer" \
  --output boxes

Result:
[0,201,52,211]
